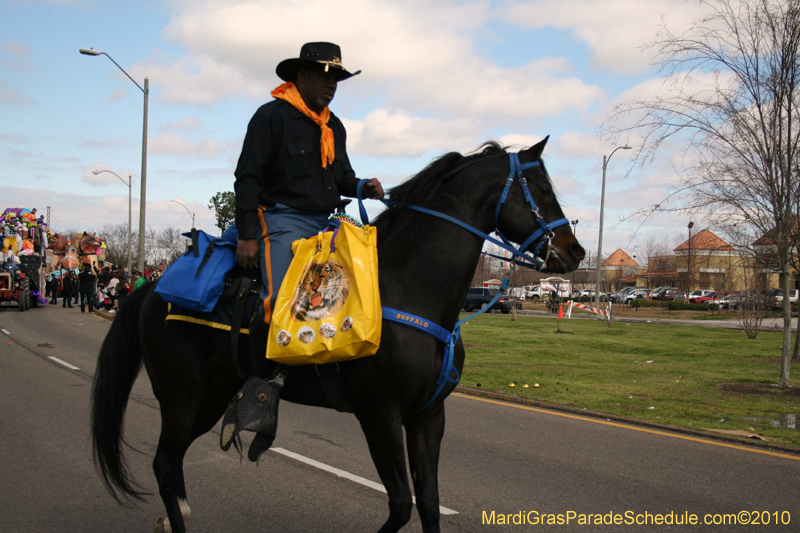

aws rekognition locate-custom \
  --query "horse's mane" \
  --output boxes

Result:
[373,142,507,232]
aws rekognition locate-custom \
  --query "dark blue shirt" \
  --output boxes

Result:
[234,99,360,239]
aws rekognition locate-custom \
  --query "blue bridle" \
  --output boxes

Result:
[358,151,571,412]
[358,152,570,271]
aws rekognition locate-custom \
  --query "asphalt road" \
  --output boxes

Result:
[1,303,799,532]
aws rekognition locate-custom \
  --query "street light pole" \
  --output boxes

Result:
[80,47,148,274]
[571,220,579,294]
[93,169,132,274]
[687,221,694,299]
[171,199,196,229]
[595,145,632,309]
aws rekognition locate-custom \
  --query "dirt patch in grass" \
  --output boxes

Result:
[716,382,800,398]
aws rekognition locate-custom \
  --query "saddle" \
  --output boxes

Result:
[166,265,352,461]
[165,266,261,378]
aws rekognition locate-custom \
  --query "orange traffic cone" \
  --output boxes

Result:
[558,305,564,319]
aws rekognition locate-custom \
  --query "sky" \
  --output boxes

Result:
[0,0,714,263]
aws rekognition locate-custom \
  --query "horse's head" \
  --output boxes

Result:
[495,137,585,274]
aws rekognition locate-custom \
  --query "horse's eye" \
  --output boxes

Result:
[537,182,553,195]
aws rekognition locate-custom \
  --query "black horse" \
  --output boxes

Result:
[91,138,585,533]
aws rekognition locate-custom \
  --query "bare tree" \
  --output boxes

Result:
[155,227,188,268]
[640,236,670,267]
[725,225,769,337]
[98,223,137,269]
[607,0,800,387]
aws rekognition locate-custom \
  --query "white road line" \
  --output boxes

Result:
[48,356,80,371]
[271,447,458,515]
[1,329,10,335]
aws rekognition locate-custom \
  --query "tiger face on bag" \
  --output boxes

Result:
[290,258,350,321]
[267,221,380,366]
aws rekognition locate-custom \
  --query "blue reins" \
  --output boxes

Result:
[358,153,569,270]
[357,151,570,412]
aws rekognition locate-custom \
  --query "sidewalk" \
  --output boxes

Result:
[94,303,797,332]
[510,308,797,331]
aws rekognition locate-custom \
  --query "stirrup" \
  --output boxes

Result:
[220,372,286,462]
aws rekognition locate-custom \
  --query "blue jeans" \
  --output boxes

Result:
[256,205,330,323]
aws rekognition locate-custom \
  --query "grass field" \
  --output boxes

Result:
[458,313,800,448]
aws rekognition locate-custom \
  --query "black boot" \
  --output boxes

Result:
[220,371,286,462]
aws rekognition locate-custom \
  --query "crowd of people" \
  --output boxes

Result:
[44,264,161,313]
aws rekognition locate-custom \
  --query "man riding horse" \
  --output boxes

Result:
[228,42,384,453]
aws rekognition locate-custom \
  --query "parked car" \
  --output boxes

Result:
[579,289,595,298]
[720,293,749,310]
[694,290,734,304]
[625,288,651,303]
[613,287,643,303]
[505,295,524,310]
[523,285,570,300]
[766,288,799,308]
[708,292,742,307]
[463,287,515,313]
[651,286,677,300]
[661,288,685,301]
[688,289,715,303]
[610,287,632,303]
[742,293,772,311]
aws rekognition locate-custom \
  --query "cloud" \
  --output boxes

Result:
[497,133,547,152]
[0,185,217,235]
[108,88,129,103]
[553,131,603,159]
[149,133,226,158]
[162,117,203,131]
[137,0,604,124]
[0,38,35,74]
[1,38,32,57]
[130,53,261,105]
[0,80,33,104]
[343,110,481,158]
[79,138,128,149]
[495,0,709,75]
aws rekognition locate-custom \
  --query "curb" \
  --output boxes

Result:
[93,309,116,321]
[89,307,799,455]
[454,386,800,457]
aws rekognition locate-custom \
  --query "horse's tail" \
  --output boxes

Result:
[91,282,154,502]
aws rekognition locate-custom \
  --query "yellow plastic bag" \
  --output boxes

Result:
[266,221,381,365]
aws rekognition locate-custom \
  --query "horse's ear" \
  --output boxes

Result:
[520,136,549,160]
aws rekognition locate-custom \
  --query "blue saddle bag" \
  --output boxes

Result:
[155,227,238,313]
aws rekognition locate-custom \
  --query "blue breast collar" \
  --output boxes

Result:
[357,152,570,412]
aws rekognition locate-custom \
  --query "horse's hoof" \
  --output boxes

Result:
[154,517,171,533]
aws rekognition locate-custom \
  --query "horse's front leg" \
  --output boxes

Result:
[359,416,413,533]
[405,402,446,533]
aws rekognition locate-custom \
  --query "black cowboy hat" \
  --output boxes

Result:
[276,42,361,83]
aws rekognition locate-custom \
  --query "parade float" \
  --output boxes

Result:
[0,207,49,310]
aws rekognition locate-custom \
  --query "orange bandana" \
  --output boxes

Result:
[271,82,335,168]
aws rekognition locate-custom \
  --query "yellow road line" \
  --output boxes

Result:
[453,393,800,462]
